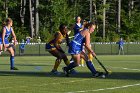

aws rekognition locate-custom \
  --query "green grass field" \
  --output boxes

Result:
[0,55,140,93]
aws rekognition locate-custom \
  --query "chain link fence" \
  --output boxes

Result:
[1,42,140,56]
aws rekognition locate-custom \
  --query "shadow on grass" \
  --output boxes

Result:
[0,64,52,66]
[0,71,140,80]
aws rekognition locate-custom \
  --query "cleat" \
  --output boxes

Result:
[50,70,61,75]
[93,71,104,78]
[81,64,85,67]
[79,64,81,67]
[62,67,69,77]
[10,67,18,70]
[0,50,3,55]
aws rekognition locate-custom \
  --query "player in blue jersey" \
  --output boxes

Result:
[63,22,103,77]
[73,17,93,67]
[20,39,25,55]
[0,33,2,55]
[0,22,5,55]
[73,16,83,35]
[0,18,18,70]
[73,16,85,66]
[118,38,124,55]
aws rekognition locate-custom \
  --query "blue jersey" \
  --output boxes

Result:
[118,40,124,47]
[68,32,85,54]
[20,43,25,49]
[4,26,12,39]
[0,32,2,38]
[73,23,83,35]
[0,26,12,44]
[0,32,1,44]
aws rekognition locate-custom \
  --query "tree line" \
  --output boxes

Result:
[0,0,140,42]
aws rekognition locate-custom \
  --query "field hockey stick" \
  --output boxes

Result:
[94,56,109,75]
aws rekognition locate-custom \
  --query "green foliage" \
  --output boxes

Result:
[39,27,51,42]
[0,0,140,42]
[14,27,28,41]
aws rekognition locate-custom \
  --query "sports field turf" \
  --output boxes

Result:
[0,55,140,93]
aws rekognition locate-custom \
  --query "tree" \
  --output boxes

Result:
[35,0,39,37]
[29,0,35,38]
[103,0,106,40]
[20,0,26,26]
[5,0,8,18]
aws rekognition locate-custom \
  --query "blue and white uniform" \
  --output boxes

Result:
[73,23,83,35]
[68,32,85,54]
[0,26,12,44]
[66,29,98,76]
[0,32,2,44]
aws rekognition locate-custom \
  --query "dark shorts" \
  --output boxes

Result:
[45,43,56,51]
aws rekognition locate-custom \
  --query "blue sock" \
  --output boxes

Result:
[86,61,97,74]
[66,62,77,71]
[10,56,14,68]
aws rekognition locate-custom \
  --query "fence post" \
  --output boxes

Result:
[39,43,40,56]
[127,43,128,55]
[94,43,95,52]
[111,43,112,55]
[19,44,20,56]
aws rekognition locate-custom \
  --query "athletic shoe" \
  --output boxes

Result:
[93,71,104,78]
[69,69,77,75]
[50,70,61,75]
[62,67,69,77]
[10,67,18,70]
[0,50,3,55]
[81,64,85,67]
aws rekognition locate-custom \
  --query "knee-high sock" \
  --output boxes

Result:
[66,62,77,71]
[53,59,61,71]
[81,58,85,65]
[86,61,97,74]
[64,60,70,66]
[88,53,93,61]
[10,56,14,68]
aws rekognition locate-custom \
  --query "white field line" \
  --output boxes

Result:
[109,66,140,72]
[0,79,92,90]
[67,83,140,93]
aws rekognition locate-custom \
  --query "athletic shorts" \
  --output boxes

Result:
[0,38,9,44]
[45,43,56,51]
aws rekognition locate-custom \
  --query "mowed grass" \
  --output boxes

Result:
[0,55,140,93]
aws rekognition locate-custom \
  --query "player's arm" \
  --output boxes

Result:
[2,27,6,49]
[11,28,17,45]
[54,32,65,53]
[65,33,70,47]
[84,31,96,57]
[79,25,84,31]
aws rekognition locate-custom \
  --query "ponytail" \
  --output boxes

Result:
[84,21,96,28]
[5,18,13,26]
[2,21,6,27]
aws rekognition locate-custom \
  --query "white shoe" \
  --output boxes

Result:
[0,51,3,55]
[81,64,85,67]
[79,64,81,66]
